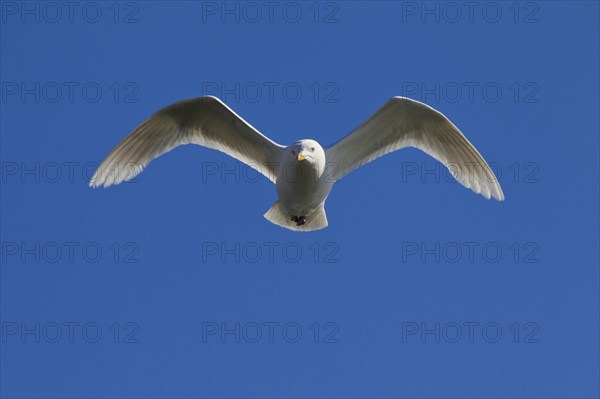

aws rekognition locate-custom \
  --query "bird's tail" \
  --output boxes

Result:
[263,200,328,232]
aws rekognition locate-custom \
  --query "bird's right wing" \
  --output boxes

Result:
[326,97,504,200]
[90,96,284,188]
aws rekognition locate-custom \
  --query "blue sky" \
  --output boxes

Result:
[1,1,599,398]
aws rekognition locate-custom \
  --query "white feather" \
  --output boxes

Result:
[89,96,284,188]
[326,97,504,201]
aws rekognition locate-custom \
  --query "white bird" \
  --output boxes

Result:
[90,96,504,231]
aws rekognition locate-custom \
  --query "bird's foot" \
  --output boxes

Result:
[291,215,307,226]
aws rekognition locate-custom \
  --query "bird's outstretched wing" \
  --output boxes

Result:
[325,97,504,200]
[90,96,284,188]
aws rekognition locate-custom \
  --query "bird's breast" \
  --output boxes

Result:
[276,163,332,214]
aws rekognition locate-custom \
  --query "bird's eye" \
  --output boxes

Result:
[291,150,296,155]
[311,147,315,151]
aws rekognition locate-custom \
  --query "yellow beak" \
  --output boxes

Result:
[297,152,306,161]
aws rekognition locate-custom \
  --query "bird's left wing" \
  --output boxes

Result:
[325,97,504,200]
[90,96,284,188]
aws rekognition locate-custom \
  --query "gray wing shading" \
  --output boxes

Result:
[325,97,504,200]
[90,96,284,188]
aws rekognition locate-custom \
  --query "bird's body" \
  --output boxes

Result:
[90,96,504,231]
[271,139,334,229]
[275,158,331,217]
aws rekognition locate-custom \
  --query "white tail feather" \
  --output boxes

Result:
[263,200,328,232]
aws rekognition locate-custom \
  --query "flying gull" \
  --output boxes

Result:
[90,96,504,231]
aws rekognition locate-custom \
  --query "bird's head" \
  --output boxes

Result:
[287,139,324,164]
[282,139,326,179]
